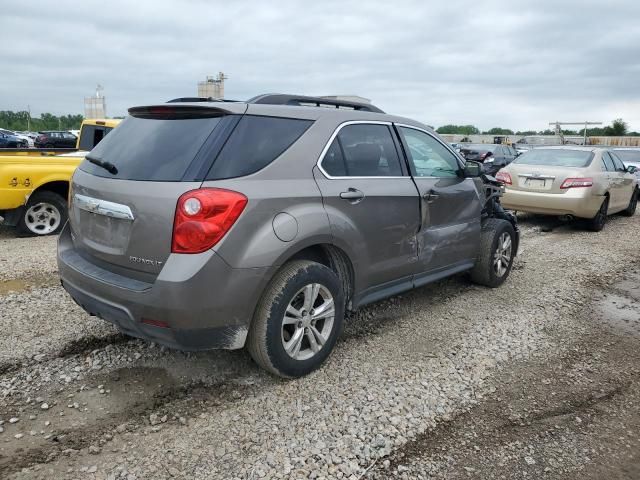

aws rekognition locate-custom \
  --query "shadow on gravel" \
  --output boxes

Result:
[341,275,471,343]
[57,332,132,357]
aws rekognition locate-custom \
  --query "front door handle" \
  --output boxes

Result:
[340,188,365,203]
[422,191,440,203]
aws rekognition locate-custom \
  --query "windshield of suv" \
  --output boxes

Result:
[460,144,497,152]
[79,115,223,181]
[513,149,594,167]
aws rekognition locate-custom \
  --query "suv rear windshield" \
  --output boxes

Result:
[79,115,223,181]
[514,149,594,167]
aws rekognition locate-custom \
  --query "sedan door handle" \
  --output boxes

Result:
[340,188,365,203]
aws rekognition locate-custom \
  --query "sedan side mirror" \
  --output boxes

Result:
[464,161,482,177]
[627,165,637,174]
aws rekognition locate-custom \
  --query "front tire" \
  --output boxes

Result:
[622,188,638,217]
[17,191,67,236]
[470,219,516,288]
[247,260,344,378]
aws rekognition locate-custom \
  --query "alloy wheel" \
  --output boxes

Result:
[281,283,335,361]
[493,232,512,278]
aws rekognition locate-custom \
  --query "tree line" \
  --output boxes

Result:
[0,111,84,132]
[436,118,640,137]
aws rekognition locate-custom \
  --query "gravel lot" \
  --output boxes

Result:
[1,214,639,479]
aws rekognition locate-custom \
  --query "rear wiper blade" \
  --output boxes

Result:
[86,154,118,175]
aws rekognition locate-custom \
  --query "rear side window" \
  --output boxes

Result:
[320,123,403,177]
[78,125,113,151]
[79,115,223,181]
[601,152,615,171]
[206,116,312,180]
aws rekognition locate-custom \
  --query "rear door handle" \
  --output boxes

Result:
[340,188,365,203]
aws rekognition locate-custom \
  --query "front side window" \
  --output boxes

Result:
[320,123,403,177]
[399,127,459,177]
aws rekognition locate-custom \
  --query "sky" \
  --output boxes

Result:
[1,0,639,132]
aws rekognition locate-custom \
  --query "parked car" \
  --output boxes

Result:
[57,94,519,378]
[34,131,77,148]
[496,146,638,231]
[0,119,121,236]
[459,144,518,175]
[0,130,28,148]
[612,148,640,188]
[0,129,33,147]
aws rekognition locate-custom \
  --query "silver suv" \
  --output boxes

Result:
[57,94,519,378]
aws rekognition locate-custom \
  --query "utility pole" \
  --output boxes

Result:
[549,121,603,145]
[26,105,31,131]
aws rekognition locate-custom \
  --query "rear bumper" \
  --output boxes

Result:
[500,188,604,218]
[57,224,274,350]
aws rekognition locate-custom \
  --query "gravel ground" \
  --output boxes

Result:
[0,213,639,479]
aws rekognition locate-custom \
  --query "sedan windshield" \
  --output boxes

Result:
[514,149,594,167]
[613,150,640,163]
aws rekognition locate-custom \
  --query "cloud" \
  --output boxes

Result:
[0,0,638,131]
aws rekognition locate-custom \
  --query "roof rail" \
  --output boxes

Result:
[167,97,239,103]
[247,94,385,113]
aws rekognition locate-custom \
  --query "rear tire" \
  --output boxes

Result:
[470,219,516,288]
[587,196,609,231]
[622,188,638,217]
[247,260,344,378]
[17,191,67,236]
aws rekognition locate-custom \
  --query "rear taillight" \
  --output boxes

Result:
[560,177,593,189]
[171,188,247,254]
[496,171,512,185]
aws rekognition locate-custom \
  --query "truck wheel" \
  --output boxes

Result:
[247,260,344,378]
[622,188,638,217]
[17,191,67,236]
[587,196,608,231]
[470,219,516,288]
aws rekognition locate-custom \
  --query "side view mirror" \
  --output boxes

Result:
[627,165,637,174]
[464,161,482,177]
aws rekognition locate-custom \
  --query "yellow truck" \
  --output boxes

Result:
[0,119,120,235]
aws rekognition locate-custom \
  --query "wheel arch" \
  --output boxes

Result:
[30,180,69,202]
[260,242,356,311]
